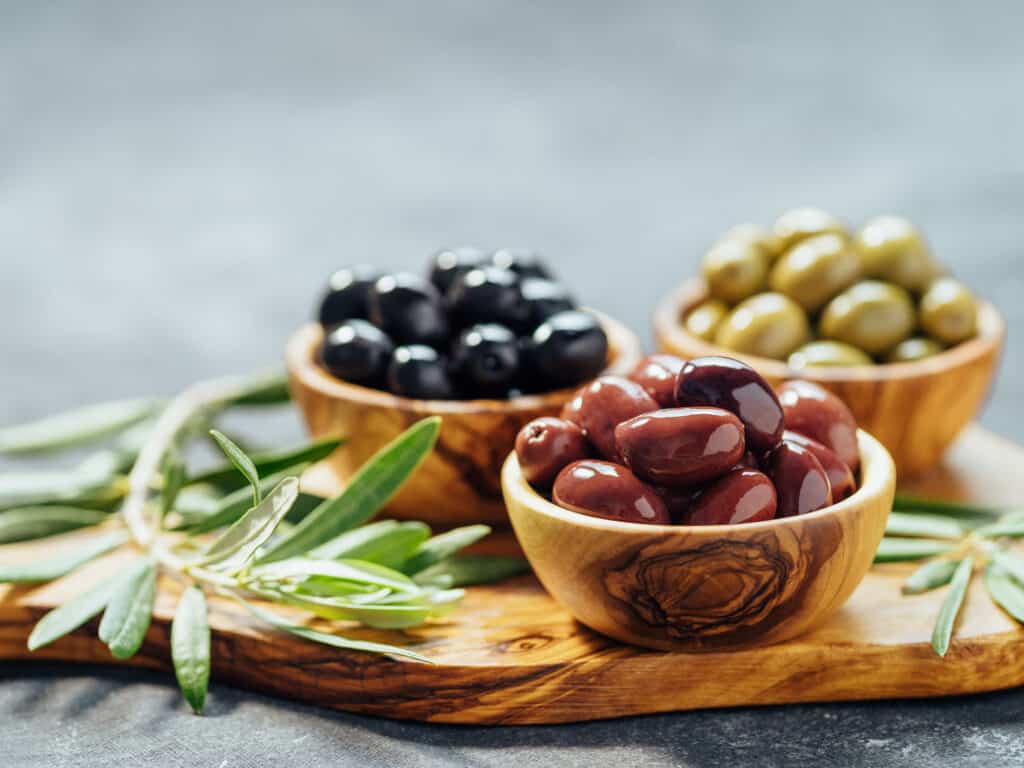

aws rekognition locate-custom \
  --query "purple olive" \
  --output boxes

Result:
[777,380,860,471]
[687,469,778,525]
[614,407,746,487]
[553,460,670,525]
[783,430,856,501]
[515,417,591,489]
[570,376,659,460]
[675,356,784,452]
[626,354,685,407]
[765,440,832,517]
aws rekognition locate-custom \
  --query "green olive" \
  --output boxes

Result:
[684,299,729,342]
[855,215,937,292]
[769,233,862,312]
[771,207,848,253]
[701,235,769,304]
[714,292,810,360]
[788,341,873,369]
[819,280,916,355]
[919,277,978,344]
[887,337,945,363]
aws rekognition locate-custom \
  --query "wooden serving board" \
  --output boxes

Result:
[2,425,1024,725]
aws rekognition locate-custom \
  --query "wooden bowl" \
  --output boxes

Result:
[503,430,895,652]
[654,278,1005,477]
[286,314,644,527]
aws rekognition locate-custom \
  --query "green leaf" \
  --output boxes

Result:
[27,567,128,651]
[0,398,160,456]
[177,466,317,534]
[160,455,187,520]
[976,520,1024,539]
[0,506,110,544]
[250,557,421,595]
[171,586,210,714]
[901,558,960,595]
[171,485,223,527]
[984,565,1024,623]
[267,590,435,628]
[413,555,531,587]
[315,521,430,570]
[0,530,129,583]
[198,477,300,572]
[308,520,401,559]
[874,537,953,563]
[185,436,343,493]
[0,470,122,511]
[986,548,1024,585]
[257,418,441,564]
[931,556,974,657]
[885,512,965,540]
[402,524,491,574]
[892,494,1002,523]
[208,429,261,507]
[223,371,291,406]
[98,560,157,659]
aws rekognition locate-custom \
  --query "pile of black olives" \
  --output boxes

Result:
[315,248,609,399]
[515,354,861,526]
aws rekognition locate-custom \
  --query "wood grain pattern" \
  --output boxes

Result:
[1,426,1023,725]
[286,314,643,526]
[653,278,1005,477]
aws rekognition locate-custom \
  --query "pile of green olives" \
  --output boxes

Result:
[685,209,981,368]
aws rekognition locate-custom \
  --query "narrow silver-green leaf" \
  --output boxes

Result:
[901,558,960,595]
[0,470,121,511]
[874,537,953,563]
[256,588,435,629]
[98,560,157,659]
[171,586,210,714]
[186,436,343,492]
[976,520,1024,539]
[27,567,128,650]
[198,477,299,572]
[160,456,187,519]
[987,548,1024,585]
[319,522,430,570]
[308,520,400,559]
[0,530,129,583]
[402,524,491,574]
[223,370,291,406]
[258,418,440,564]
[892,494,1002,522]
[413,555,531,587]
[178,466,316,534]
[931,556,974,657]
[250,557,420,594]
[0,398,159,456]
[885,512,965,540]
[0,506,110,544]
[208,429,261,507]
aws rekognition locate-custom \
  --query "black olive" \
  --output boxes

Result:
[386,345,455,400]
[520,277,576,326]
[318,319,394,388]
[317,265,382,327]
[445,267,528,329]
[525,310,608,390]
[367,272,449,347]
[450,323,520,396]
[427,246,487,294]
[491,248,554,280]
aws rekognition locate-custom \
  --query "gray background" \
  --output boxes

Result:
[1,1,1022,766]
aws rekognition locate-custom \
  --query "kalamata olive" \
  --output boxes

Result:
[319,319,394,388]
[520,277,576,326]
[627,354,685,407]
[446,266,529,329]
[450,323,520,396]
[492,248,553,279]
[367,272,449,347]
[687,469,778,525]
[782,430,856,501]
[515,417,591,489]
[428,246,487,294]
[553,460,670,525]
[766,441,832,517]
[525,310,609,390]
[657,485,702,524]
[614,407,746,487]
[734,451,759,470]
[777,380,860,471]
[318,265,383,326]
[386,345,455,400]
[572,376,659,460]
[675,356,784,452]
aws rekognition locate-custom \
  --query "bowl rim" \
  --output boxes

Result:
[286,309,644,415]
[502,429,894,536]
[653,277,1005,383]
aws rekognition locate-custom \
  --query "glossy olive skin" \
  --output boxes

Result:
[450,323,520,396]
[788,340,873,370]
[777,380,860,471]
[656,485,702,524]
[519,277,576,326]
[492,248,553,280]
[367,273,449,347]
[675,356,784,452]
[715,292,810,360]
[684,299,728,342]
[687,469,778,525]
[766,441,832,517]
[570,376,659,460]
[615,407,746,487]
[782,430,856,501]
[428,246,487,294]
[701,235,769,304]
[553,460,670,525]
[386,345,455,400]
[855,215,936,292]
[525,310,609,390]
[446,266,529,329]
[319,319,395,388]
[819,280,915,355]
[318,265,383,326]
[887,337,945,364]
[627,354,685,407]
[772,207,847,253]
[769,233,862,312]
[515,417,591,489]
[920,277,978,345]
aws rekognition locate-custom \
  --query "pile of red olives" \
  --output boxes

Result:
[315,247,609,399]
[514,354,861,526]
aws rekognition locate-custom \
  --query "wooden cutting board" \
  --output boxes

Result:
[2,425,1023,725]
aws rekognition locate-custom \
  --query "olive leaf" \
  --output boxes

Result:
[0,398,160,456]
[315,521,430,570]
[901,558,960,596]
[171,586,210,715]
[892,494,1002,524]
[412,555,531,587]
[98,559,157,659]
[0,506,110,544]
[983,565,1024,623]
[208,429,261,507]
[0,530,129,583]
[160,455,187,520]
[185,436,343,493]
[27,565,133,651]
[257,418,441,564]
[308,519,403,559]
[976,520,1024,539]
[931,556,974,657]
[177,466,318,534]
[874,537,953,563]
[223,371,291,407]
[250,557,421,595]
[986,548,1024,584]
[0,469,122,512]
[402,524,491,574]
[885,512,965,540]
[264,590,435,628]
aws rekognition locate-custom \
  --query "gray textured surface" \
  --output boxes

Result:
[1,1,1022,766]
